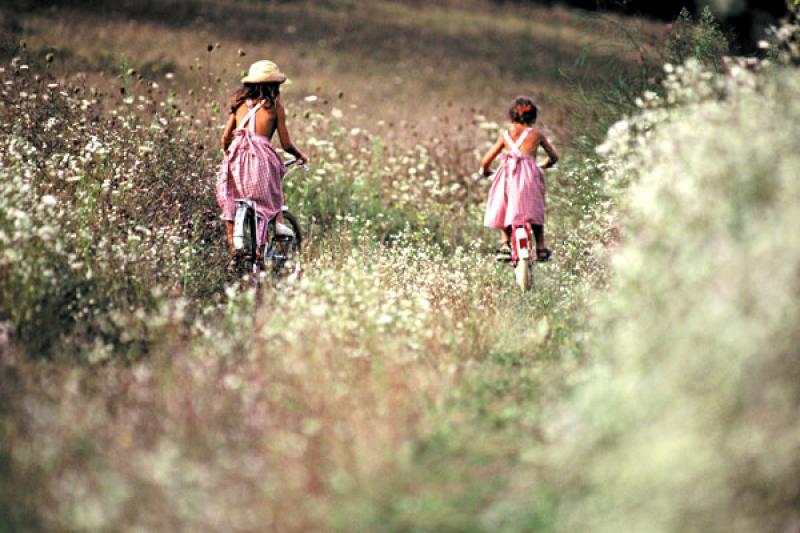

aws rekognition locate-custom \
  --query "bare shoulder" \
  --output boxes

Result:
[527,127,545,140]
[535,128,558,146]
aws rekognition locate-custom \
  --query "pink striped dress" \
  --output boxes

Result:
[483,128,546,229]
[215,100,287,243]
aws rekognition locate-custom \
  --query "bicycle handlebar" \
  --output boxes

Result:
[284,158,309,172]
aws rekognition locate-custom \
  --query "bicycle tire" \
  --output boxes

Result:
[515,258,533,292]
[234,207,260,280]
[282,211,302,248]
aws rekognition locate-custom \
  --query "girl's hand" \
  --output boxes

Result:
[481,165,493,177]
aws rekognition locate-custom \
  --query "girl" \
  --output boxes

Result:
[480,96,559,262]
[215,60,309,259]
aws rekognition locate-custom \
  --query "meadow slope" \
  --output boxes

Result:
[4,0,665,141]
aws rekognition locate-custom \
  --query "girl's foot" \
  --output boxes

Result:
[496,243,512,262]
[536,247,552,262]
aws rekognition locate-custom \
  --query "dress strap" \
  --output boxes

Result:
[239,101,263,132]
[504,128,531,154]
[516,128,532,148]
[503,130,517,153]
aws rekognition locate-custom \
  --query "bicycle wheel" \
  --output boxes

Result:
[235,207,260,279]
[267,211,302,278]
[515,258,533,292]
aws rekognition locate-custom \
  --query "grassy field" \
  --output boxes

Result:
[6,0,664,141]
[5,1,798,531]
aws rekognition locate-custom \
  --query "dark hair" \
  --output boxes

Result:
[230,82,281,114]
[509,96,538,125]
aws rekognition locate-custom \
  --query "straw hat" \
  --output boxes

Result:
[241,60,287,84]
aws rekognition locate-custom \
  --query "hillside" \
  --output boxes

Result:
[4,0,664,141]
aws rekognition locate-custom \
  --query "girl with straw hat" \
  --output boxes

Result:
[216,60,309,259]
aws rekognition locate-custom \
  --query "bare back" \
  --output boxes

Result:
[481,122,559,175]
[504,126,553,160]
[235,100,278,139]
[221,94,307,163]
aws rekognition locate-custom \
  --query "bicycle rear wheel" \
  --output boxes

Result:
[515,258,533,292]
[233,207,262,282]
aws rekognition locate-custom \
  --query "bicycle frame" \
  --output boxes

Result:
[233,198,264,251]
[476,162,555,292]
[229,158,307,284]
[232,158,307,252]
[510,224,532,265]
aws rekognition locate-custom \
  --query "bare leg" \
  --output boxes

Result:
[502,226,511,246]
[276,211,286,225]
[532,224,546,250]
[225,221,235,257]
[532,224,552,261]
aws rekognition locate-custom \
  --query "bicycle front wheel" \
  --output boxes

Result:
[268,211,302,278]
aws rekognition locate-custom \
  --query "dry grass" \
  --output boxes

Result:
[11,0,665,142]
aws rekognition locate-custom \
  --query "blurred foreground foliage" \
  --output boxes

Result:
[495,14,800,533]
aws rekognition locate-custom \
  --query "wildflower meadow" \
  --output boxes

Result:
[1,1,799,531]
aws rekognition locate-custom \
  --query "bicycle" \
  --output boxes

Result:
[509,224,534,291]
[231,158,306,285]
[479,164,555,292]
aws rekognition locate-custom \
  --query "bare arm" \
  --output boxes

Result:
[221,114,235,151]
[539,135,559,169]
[276,100,309,164]
[480,135,505,176]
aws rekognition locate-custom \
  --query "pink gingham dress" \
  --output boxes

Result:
[215,99,287,242]
[483,128,546,229]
